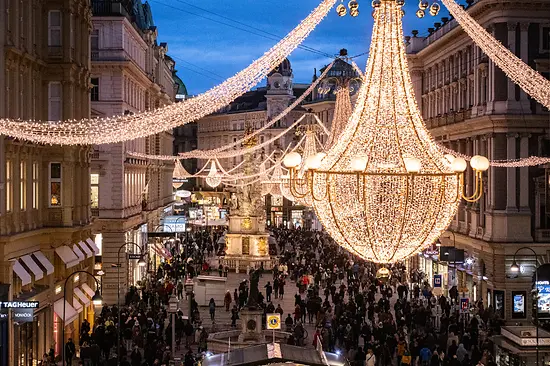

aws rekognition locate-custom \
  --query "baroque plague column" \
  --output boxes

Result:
[222,127,272,271]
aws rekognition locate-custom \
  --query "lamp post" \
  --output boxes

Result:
[510,246,539,366]
[174,216,187,255]
[184,278,194,321]
[439,231,457,298]
[168,295,179,358]
[62,270,103,366]
[116,242,146,363]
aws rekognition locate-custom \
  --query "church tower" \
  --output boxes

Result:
[265,58,295,121]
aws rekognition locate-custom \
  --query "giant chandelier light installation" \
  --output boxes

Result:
[284,0,489,263]
[0,0,337,145]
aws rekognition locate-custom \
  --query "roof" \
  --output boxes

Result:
[173,72,188,96]
[202,343,347,366]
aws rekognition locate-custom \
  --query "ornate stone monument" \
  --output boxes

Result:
[238,268,266,342]
[222,126,272,272]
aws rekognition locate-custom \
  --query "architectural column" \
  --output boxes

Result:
[485,26,495,113]
[506,133,518,211]
[506,22,520,112]
[519,23,530,105]
[519,134,530,209]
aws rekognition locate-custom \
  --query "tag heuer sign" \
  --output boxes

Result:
[1,301,39,309]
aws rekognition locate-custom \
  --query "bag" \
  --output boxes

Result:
[401,355,411,364]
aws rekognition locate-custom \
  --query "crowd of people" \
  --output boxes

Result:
[40,226,509,366]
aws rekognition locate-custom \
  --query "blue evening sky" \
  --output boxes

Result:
[148,0,450,95]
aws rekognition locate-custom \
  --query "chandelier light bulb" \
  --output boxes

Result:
[283,152,302,168]
[305,155,323,170]
[418,0,429,10]
[403,157,422,173]
[451,157,467,172]
[206,161,222,188]
[470,155,490,171]
[416,9,425,18]
[350,156,368,172]
[429,2,440,15]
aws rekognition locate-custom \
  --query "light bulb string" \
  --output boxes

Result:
[0,0,337,145]
[178,60,335,158]
[351,60,365,79]
[438,144,550,168]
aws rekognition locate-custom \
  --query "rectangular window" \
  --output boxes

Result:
[5,160,12,212]
[49,163,62,207]
[542,27,550,51]
[48,82,62,121]
[90,78,99,101]
[48,10,61,46]
[90,173,99,208]
[32,162,39,209]
[91,29,99,50]
[20,161,26,211]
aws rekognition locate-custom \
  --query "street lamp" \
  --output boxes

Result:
[184,278,194,321]
[510,246,539,366]
[115,241,146,362]
[168,295,179,358]
[62,270,102,366]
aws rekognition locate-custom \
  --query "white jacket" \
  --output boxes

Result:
[366,353,376,366]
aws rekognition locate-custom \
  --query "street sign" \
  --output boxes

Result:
[433,274,442,288]
[266,313,281,330]
[460,298,469,313]
[128,254,142,260]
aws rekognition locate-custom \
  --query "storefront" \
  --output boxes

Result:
[494,326,550,366]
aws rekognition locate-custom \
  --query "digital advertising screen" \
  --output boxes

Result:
[512,291,526,319]
[537,281,550,316]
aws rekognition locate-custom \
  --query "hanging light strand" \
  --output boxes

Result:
[438,145,550,168]
[0,0,337,145]
[325,85,353,149]
[441,0,550,109]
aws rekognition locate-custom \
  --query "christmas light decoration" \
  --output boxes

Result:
[205,161,222,188]
[325,86,353,148]
[172,159,191,189]
[441,0,550,109]
[177,62,334,159]
[283,0,488,263]
[438,145,550,168]
[0,0,337,145]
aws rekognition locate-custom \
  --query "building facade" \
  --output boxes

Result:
[90,0,176,305]
[0,0,98,364]
[196,59,310,227]
[406,0,550,322]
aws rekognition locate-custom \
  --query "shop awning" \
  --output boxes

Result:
[85,238,100,255]
[72,244,85,261]
[81,283,96,298]
[53,299,78,325]
[55,246,80,268]
[74,287,90,306]
[12,260,31,286]
[78,241,93,258]
[20,255,44,280]
[33,251,54,275]
[73,297,83,313]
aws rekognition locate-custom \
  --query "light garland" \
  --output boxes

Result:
[0,0,337,145]
[283,0,488,264]
[438,145,550,168]
[441,0,550,109]
[178,62,334,159]
[325,85,353,149]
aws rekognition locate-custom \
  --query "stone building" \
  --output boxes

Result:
[0,0,98,364]
[196,59,310,227]
[406,0,550,323]
[89,0,177,305]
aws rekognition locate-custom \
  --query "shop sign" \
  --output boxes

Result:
[0,301,39,309]
[176,190,191,198]
[12,308,34,323]
[433,274,442,288]
[460,298,469,313]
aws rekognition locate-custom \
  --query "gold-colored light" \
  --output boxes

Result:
[284,0,488,263]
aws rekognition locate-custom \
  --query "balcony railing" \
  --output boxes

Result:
[425,109,472,129]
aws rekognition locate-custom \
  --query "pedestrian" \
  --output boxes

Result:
[224,290,232,311]
[366,348,376,366]
[209,298,216,321]
[65,338,76,366]
[198,327,209,353]
[265,281,273,302]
